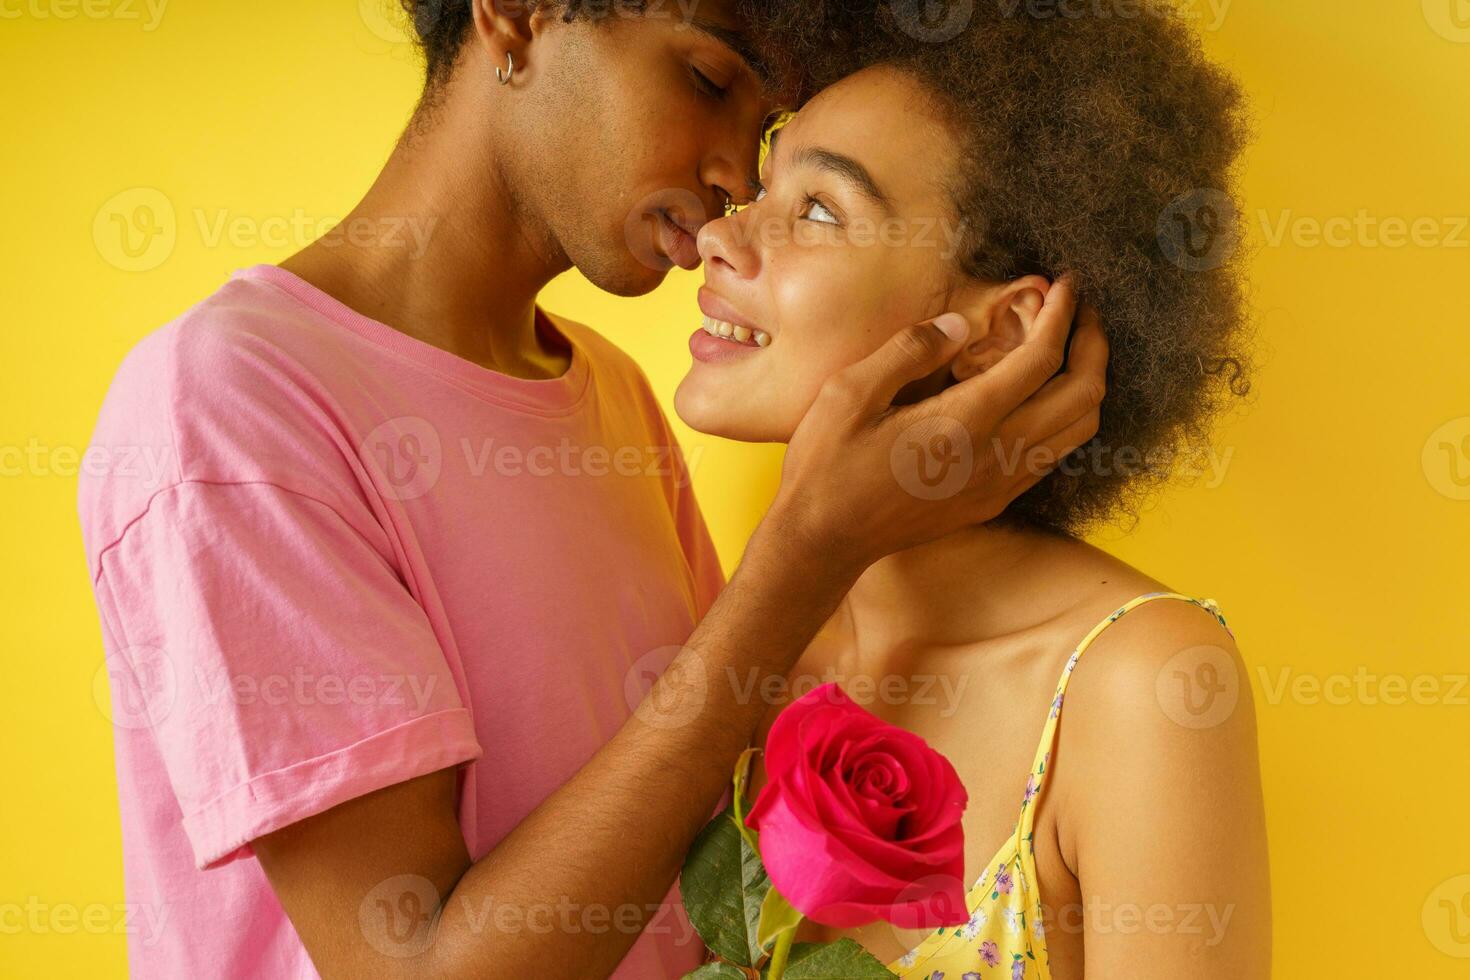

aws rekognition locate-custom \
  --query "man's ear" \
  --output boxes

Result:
[949,275,1051,382]
[470,0,540,76]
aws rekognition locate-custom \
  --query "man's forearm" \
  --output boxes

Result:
[428,506,862,977]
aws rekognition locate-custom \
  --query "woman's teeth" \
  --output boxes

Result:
[703,315,770,348]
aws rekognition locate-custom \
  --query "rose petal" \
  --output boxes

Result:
[747,682,972,929]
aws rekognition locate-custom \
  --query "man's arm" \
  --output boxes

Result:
[254,511,862,978]
[254,285,1109,978]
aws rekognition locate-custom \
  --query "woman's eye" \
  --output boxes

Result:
[802,197,839,225]
[753,186,768,203]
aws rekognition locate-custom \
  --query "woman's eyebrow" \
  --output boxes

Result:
[789,145,894,212]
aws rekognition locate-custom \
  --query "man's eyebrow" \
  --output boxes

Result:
[686,17,776,90]
[789,145,893,212]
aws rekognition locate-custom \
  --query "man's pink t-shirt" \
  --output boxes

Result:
[77,265,728,978]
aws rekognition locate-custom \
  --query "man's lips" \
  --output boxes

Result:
[658,210,701,270]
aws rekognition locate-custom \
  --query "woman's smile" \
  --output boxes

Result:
[688,324,768,363]
[689,284,773,363]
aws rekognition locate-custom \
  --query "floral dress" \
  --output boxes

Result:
[886,592,1233,980]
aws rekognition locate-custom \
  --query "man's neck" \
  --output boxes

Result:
[280,104,574,380]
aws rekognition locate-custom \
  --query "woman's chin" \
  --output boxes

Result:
[674,381,786,443]
[673,381,726,436]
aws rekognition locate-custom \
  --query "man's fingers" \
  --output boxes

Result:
[1066,302,1109,394]
[823,314,968,415]
[994,303,1108,446]
[975,274,1082,416]
[928,275,1080,433]
[996,407,1103,501]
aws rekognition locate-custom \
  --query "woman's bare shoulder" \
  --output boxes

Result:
[1040,556,1269,969]
[1050,536,1246,735]
[1045,550,1260,843]
[1027,533,1177,621]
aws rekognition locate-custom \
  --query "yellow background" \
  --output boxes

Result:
[3,1,1467,975]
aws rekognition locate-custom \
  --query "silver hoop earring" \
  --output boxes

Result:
[496,51,516,86]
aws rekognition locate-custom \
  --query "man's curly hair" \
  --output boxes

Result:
[400,0,658,89]
[749,0,1254,535]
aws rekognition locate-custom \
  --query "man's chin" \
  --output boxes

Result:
[582,261,670,298]
[558,234,675,297]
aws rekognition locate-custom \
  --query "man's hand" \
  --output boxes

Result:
[772,276,1107,571]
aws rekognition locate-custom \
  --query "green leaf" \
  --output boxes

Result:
[755,885,803,950]
[681,800,772,966]
[737,815,774,961]
[759,939,899,979]
[682,963,749,980]
[732,746,762,855]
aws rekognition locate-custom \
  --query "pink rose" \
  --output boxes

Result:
[744,682,970,929]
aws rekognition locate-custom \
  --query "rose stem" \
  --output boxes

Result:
[766,928,795,980]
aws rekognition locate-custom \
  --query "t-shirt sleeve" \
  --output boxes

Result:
[89,479,483,870]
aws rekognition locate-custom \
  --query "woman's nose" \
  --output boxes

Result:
[697,210,759,279]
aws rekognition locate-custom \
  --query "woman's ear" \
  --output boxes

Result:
[949,275,1051,382]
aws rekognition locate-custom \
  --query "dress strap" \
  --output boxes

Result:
[1013,592,1231,841]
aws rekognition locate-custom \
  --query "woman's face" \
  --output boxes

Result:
[674,66,981,443]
